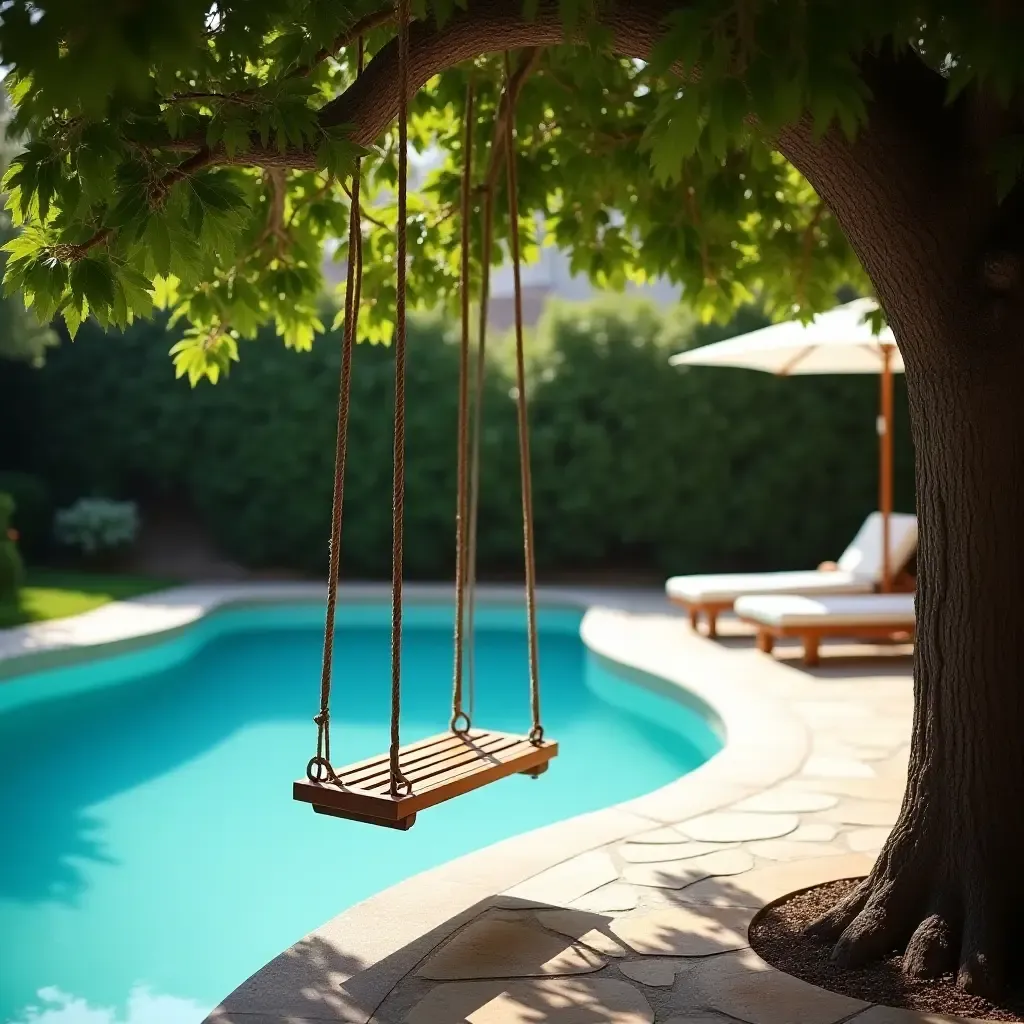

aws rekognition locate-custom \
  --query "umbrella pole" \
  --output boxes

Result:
[880,345,895,592]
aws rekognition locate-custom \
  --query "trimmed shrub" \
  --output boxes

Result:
[0,472,51,560]
[0,297,914,580]
[54,497,140,559]
[0,492,24,601]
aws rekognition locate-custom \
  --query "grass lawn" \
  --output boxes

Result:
[0,569,172,629]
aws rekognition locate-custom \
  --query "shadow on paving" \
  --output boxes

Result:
[204,866,879,1024]
[708,626,913,678]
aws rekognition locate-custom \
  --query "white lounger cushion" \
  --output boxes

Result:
[665,511,918,605]
[734,593,916,629]
[835,512,918,581]
[666,569,871,605]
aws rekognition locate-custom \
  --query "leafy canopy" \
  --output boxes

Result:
[0,90,57,365]
[0,0,1020,383]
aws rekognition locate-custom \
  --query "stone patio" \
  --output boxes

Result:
[0,582,972,1023]
[198,592,944,1023]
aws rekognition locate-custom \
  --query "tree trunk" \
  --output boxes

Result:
[808,316,1024,996]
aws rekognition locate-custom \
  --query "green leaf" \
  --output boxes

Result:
[432,0,456,27]
[189,171,247,214]
[644,91,703,185]
[258,108,273,148]
[62,298,86,339]
[170,329,240,386]
[2,228,48,262]
[106,185,149,228]
[558,0,585,32]
[111,277,129,327]
[118,265,156,317]
[316,138,362,180]
[165,102,185,139]
[221,116,253,159]
[70,257,116,316]
[145,217,173,276]
[23,257,68,322]
[648,9,706,77]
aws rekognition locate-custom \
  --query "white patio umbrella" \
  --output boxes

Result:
[669,298,905,590]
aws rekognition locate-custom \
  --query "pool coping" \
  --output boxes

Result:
[0,581,811,1023]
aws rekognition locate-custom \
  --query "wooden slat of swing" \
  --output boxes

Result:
[293,729,558,828]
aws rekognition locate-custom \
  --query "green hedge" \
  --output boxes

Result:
[0,297,914,579]
[0,471,51,560]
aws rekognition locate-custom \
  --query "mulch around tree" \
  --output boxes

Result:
[749,878,1024,1022]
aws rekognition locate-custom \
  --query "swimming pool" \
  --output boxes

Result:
[0,600,721,1024]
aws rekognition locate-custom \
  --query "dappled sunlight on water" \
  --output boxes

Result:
[9,986,209,1024]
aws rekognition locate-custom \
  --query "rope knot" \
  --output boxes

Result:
[314,710,329,728]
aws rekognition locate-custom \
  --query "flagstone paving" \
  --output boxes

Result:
[186,590,986,1024]
[676,811,802,843]
[359,621,972,1023]
[344,619,958,1024]
[620,848,755,890]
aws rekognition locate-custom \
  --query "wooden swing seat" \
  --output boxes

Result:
[294,728,558,829]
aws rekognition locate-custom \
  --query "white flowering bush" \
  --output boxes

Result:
[54,498,140,557]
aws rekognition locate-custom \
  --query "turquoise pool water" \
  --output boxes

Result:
[0,601,721,1024]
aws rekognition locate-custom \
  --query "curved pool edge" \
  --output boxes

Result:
[0,581,810,1024]
[200,588,808,1024]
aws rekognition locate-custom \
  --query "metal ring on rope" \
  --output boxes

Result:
[306,756,338,784]
[450,710,472,735]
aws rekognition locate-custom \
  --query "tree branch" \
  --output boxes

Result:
[681,178,713,285]
[795,201,826,307]
[260,168,289,255]
[161,2,680,172]
[61,147,216,262]
[122,0,978,358]
[168,91,242,104]
[292,5,395,78]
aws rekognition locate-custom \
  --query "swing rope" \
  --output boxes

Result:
[502,51,544,744]
[307,31,546,805]
[309,36,365,786]
[463,182,493,725]
[389,0,412,797]
[450,76,475,736]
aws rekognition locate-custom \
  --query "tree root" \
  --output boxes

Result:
[805,860,1007,999]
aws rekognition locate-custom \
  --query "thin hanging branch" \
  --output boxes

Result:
[681,178,714,285]
[341,181,390,229]
[482,47,543,195]
[796,202,827,307]
[294,5,396,77]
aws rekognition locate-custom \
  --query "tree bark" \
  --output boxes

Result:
[808,333,1024,996]
[774,44,1024,999]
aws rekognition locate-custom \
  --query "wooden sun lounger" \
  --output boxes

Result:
[665,512,918,638]
[734,593,916,667]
